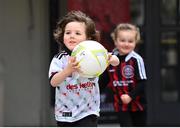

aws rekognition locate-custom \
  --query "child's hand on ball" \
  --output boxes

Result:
[108,53,120,66]
[67,57,80,73]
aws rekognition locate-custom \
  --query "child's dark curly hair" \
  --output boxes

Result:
[54,11,100,49]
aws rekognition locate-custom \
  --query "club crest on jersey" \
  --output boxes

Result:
[122,65,134,78]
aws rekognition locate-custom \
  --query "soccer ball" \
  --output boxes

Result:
[71,40,108,78]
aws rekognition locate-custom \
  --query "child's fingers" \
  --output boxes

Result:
[69,56,76,62]
[108,53,112,60]
[73,62,79,68]
[72,60,80,70]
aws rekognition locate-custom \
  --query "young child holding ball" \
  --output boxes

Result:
[99,23,147,126]
[48,11,119,127]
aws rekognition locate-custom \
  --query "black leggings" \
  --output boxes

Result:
[118,111,147,127]
[57,115,98,127]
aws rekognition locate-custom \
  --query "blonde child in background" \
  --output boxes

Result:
[48,11,119,127]
[99,23,147,126]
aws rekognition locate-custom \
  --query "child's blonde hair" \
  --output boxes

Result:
[111,23,140,43]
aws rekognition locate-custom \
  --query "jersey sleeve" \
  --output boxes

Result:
[129,56,147,99]
[48,57,64,80]
[135,56,147,80]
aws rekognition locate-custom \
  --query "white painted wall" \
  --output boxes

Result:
[0,0,54,126]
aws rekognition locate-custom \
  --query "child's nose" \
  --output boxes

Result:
[70,33,75,38]
[124,42,129,46]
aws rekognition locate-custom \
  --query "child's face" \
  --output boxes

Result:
[115,30,136,55]
[64,21,87,51]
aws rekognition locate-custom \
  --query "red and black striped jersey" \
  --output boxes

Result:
[100,50,147,112]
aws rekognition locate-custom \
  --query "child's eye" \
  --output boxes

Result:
[128,40,134,43]
[76,32,81,35]
[120,39,125,42]
[65,31,70,34]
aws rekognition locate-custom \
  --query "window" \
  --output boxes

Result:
[161,0,177,25]
[160,0,180,102]
[160,32,179,102]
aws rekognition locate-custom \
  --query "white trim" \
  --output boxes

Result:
[126,51,147,79]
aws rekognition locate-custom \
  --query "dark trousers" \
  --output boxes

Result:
[118,111,147,127]
[57,115,98,127]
